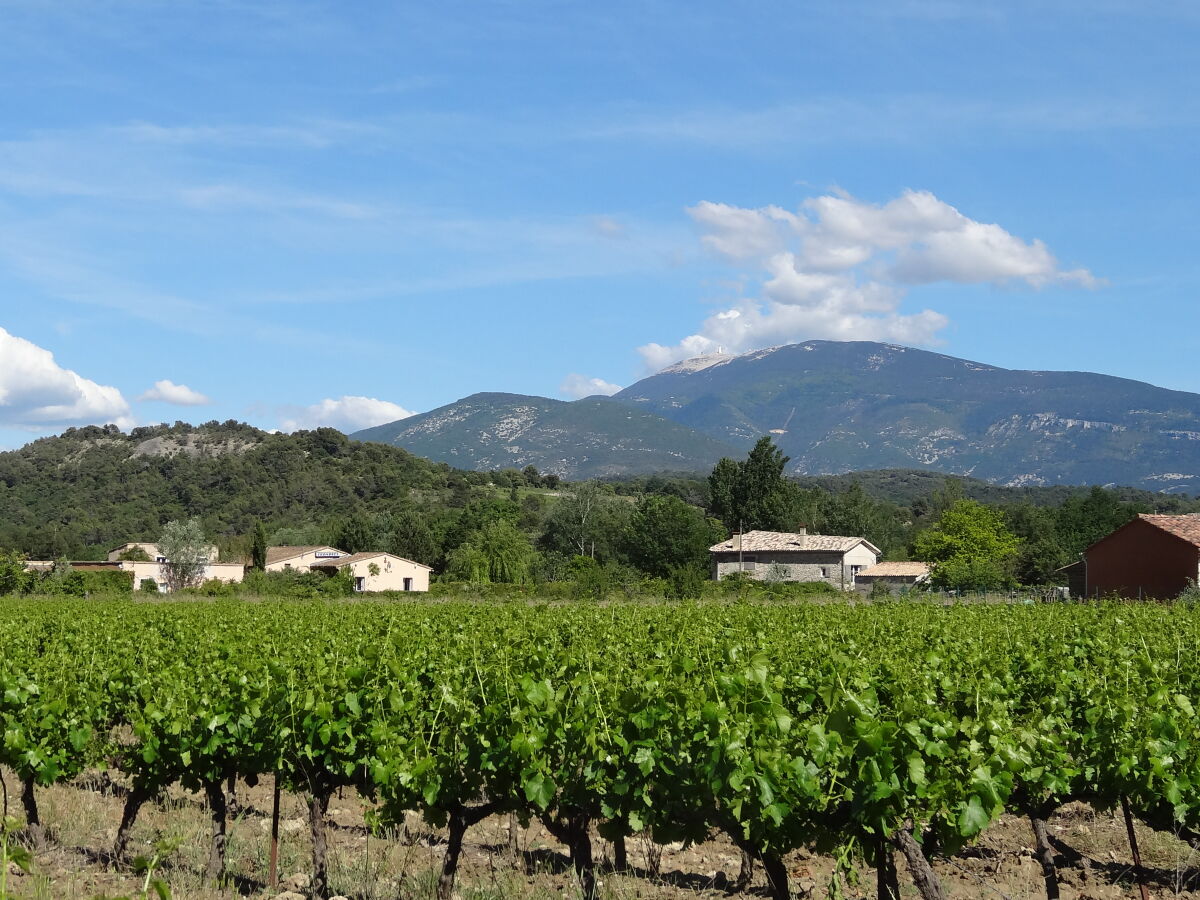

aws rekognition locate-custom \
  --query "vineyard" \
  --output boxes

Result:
[2,598,1200,899]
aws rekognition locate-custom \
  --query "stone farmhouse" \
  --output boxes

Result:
[709,528,881,591]
[1083,514,1200,599]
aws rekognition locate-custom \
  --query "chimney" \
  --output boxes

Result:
[797,524,807,548]
[732,532,742,552]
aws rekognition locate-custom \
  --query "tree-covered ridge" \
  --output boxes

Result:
[0,422,461,559]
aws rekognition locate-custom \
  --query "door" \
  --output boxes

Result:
[403,577,413,591]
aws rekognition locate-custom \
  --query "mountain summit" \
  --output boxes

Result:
[355,341,1200,490]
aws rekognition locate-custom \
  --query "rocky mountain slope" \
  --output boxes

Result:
[357,341,1200,490]
[352,393,740,478]
[614,341,1200,490]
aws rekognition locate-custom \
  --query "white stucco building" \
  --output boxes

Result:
[310,552,431,592]
[265,545,348,572]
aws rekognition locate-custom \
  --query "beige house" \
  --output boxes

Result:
[310,552,431,592]
[854,561,930,594]
[128,560,245,592]
[32,552,243,593]
[107,541,220,563]
[709,528,880,590]
[265,545,348,572]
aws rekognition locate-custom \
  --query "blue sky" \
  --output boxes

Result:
[1,1,1198,448]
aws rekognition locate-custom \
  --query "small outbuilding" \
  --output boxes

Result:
[854,561,930,594]
[1084,514,1200,599]
[310,552,432,592]
[709,527,880,591]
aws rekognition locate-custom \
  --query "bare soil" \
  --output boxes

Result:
[2,769,1198,899]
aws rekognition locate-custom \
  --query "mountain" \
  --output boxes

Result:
[354,340,1200,489]
[352,392,740,478]
[614,341,1200,491]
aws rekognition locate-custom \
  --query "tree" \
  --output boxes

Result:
[538,482,630,562]
[913,500,1021,591]
[707,458,740,529]
[333,514,377,554]
[1005,503,1070,585]
[446,542,489,583]
[623,495,725,579]
[157,518,211,592]
[0,549,31,596]
[386,509,439,567]
[446,521,535,584]
[476,521,535,584]
[707,437,800,533]
[250,522,268,571]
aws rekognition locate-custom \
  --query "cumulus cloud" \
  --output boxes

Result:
[641,189,1099,370]
[279,395,415,433]
[0,326,132,428]
[137,379,210,406]
[559,373,623,399]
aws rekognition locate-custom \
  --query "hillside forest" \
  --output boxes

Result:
[2,422,1198,591]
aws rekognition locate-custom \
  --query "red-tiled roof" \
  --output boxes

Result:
[1138,514,1200,547]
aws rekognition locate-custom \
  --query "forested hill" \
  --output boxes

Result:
[0,422,462,559]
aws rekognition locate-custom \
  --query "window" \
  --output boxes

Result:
[851,565,864,575]
[741,554,757,573]
[820,567,828,577]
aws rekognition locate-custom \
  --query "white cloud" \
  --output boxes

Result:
[591,215,628,240]
[0,326,132,428]
[279,395,415,433]
[639,189,1099,370]
[559,374,623,399]
[137,380,211,406]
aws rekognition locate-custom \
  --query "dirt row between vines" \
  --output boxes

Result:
[2,768,1199,899]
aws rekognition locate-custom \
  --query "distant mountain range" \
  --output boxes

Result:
[354,340,1200,491]
[352,393,740,478]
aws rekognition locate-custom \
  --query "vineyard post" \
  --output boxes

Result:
[1121,796,1151,900]
[269,780,280,889]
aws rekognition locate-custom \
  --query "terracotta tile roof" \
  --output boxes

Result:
[310,551,433,570]
[709,530,881,556]
[266,546,345,565]
[857,561,930,578]
[1139,514,1200,547]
